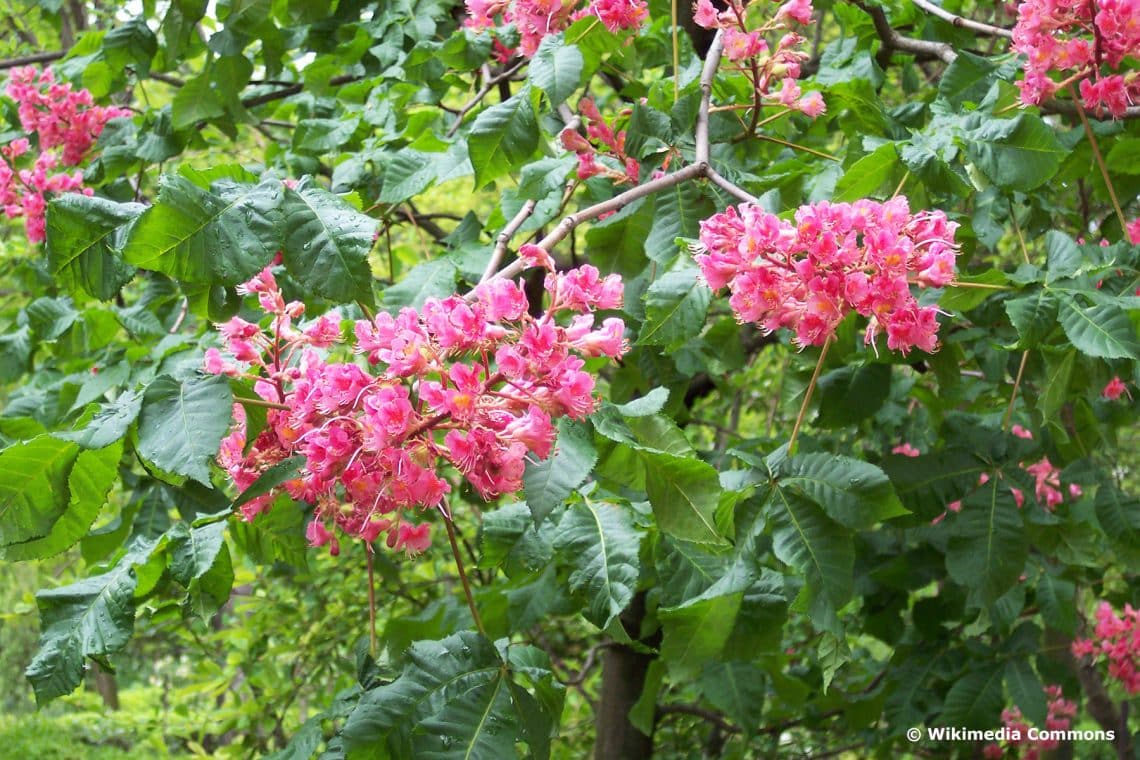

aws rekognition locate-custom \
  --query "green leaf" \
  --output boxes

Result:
[379,150,441,204]
[25,537,157,704]
[340,632,531,758]
[1044,230,1082,279]
[3,442,121,561]
[964,114,1066,192]
[103,19,157,76]
[769,488,853,608]
[231,455,304,511]
[523,419,597,525]
[0,436,80,548]
[700,662,766,736]
[833,143,898,202]
[282,177,379,305]
[529,34,584,106]
[1004,658,1047,726]
[171,72,225,129]
[659,592,742,678]
[1004,290,1058,349]
[1057,295,1140,359]
[946,478,1026,607]
[1039,350,1075,422]
[638,268,711,350]
[940,669,1005,729]
[123,176,284,284]
[168,521,233,619]
[381,258,459,311]
[136,374,233,486]
[777,453,908,530]
[1095,485,1140,566]
[1105,138,1140,173]
[1036,573,1077,636]
[645,182,713,263]
[46,194,141,300]
[883,448,988,521]
[641,452,725,544]
[815,363,891,428]
[294,116,360,154]
[468,92,540,187]
[938,52,999,107]
[553,500,643,629]
[57,390,143,449]
[229,497,308,568]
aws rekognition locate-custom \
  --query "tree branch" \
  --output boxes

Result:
[241,74,362,109]
[481,199,537,283]
[911,0,1012,39]
[695,30,724,165]
[446,59,528,138]
[0,51,64,70]
[849,1,957,64]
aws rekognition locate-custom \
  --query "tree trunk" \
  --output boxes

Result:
[594,593,658,760]
[90,661,120,710]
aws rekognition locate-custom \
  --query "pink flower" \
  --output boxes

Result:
[1011,424,1034,439]
[1127,218,1140,245]
[1103,376,1129,400]
[208,262,628,559]
[695,199,958,353]
[693,0,720,28]
[891,442,920,457]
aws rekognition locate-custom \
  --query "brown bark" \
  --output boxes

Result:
[89,661,120,710]
[595,593,659,760]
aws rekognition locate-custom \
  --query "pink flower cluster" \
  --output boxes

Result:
[983,686,1078,759]
[561,98,640,185]
[1012,0,1140,117]
[694,197,959,353]
[1127,218,1140,245]
[1,67,129,242]
[694,0,824,117]
[1072,602,1140,695]
[465,0,646,58]
[207,264,627,557]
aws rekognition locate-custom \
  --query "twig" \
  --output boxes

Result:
[446,59,528,138]
[444,507,486,636]
[657,703,741,734]
[0,51,64,70]
[1003,351,1029,430]
[695,31,725,165]
[567,641,613,685]
[1072,86,1129,232]
[911,0,1012,38]
[850,1,957,64]
[234,396,290,411]
[480,199,537,284]
[788,336,832,453]
[705,165,760,204]
[1039,98,1140,121]
[148,71,185,87]
[366,546,378,657]
[241,74,362,109]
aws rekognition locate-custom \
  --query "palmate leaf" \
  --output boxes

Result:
[940,668,1006,729]
[168,521,234,620]
[136,374,233,486]
[523,419,597,525]
[638,267,712,350]
[964,113,1066,192]
[945,477,1027,608]
[25,536,157,704]
[1056,295,1140,359]
[659,592,743,679]
[0,436,80,548]
[282,177,379,306]
[45,194,142,300]
[468,91,540,188]
[123,175,284,284]
[641,451,725,545]
[777,453,908,530]
[768,487,853,609]
[553,500,643,629]
[340,632,562,760]
[3,441,122,561]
